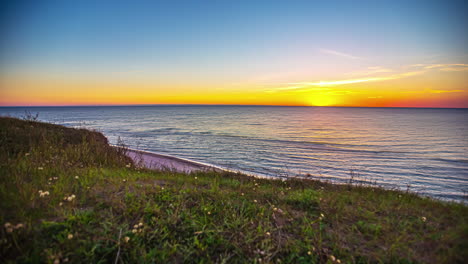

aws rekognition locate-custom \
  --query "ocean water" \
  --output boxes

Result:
[1,105,467,202]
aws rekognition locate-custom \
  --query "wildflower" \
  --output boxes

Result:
[25,153,30,156]
[421,216,427,222]
[207,211,211,215]
[194,177,198,180]
[4,222,12,229]
[15,223,24,229]
[132,229,138,234]
[265,232,271,236]
[38,167,44,170]
[336,259,341,263]
[133,224,139,229]
[67,233,73,239]
[330,255,336,262]
[122,179,127,182]
[39,190,50,197]
[75,176,79,179]
[59,202,63,206]
[126,164,131,168]
[124,236,130,243]
[138,222,143,227]
[241,193,244,196]
[253,199,258,203]
[307,251,312,255]
[53,177,58,180]
[65,194,75,202]
[273,207,278,211]
[49,177,53,181]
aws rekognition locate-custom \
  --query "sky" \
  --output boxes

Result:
[1,0,467,107]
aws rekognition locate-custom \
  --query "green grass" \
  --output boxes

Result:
[0,117,467,263]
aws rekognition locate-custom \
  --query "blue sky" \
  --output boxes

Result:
[1,0,467,107]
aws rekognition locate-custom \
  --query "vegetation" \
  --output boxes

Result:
[0,117,467,263]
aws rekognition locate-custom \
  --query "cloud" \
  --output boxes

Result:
[319,49,361,60]
[346,66,393,76]
[428,89,464,94]
[265,70,425,93]
[410,63,468,70]
[262,62,467,94]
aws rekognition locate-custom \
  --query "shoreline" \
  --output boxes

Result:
[121,146,281,179]
[122,147,227,173]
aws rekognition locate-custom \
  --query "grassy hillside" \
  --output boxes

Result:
[0,117,466,263]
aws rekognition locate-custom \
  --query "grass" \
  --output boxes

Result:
[0,116,467,263]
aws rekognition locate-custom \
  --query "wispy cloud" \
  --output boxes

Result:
[402,89,464,94]
[265,71,424,93]
[410,63,468,70]
[429,89,464,94]
[319,49,361,60]
[346,66,393,76]
[262,62,467,94]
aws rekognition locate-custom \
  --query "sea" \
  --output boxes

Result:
[1,105,467,202]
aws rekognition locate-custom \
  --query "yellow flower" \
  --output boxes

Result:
[265,232,271,236]
[421,216,427,222]
[67,233,73,239]
[253,200,258,203]
[307,251,312,255]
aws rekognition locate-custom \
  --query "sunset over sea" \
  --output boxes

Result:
[1,1,467,262]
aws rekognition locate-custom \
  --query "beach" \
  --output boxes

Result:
[124,148,224,173]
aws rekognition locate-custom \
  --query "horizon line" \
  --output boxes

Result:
[0,104,467,109]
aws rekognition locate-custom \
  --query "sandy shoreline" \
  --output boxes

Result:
[123,147,225,173]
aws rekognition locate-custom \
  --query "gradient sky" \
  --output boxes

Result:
[1,0,467,107]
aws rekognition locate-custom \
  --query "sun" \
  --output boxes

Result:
[306,94,338,106]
